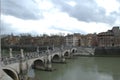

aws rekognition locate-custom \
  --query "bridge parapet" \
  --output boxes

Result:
[1,47,77,66]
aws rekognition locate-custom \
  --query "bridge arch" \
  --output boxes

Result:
[71,48,77,53]
[64,51,69,56]
[2,67,19,80]
[52,54,60,62]
[32,59,45,70]
[64,51,70,57]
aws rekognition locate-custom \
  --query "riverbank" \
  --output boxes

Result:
[75,47,120,57]
[74,47,95,56]
[94,47,120,56]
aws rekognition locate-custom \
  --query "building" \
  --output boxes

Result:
[1,34,20,46]
[97,26,120,47]
[65,33,94,47]
[65,34,79,47]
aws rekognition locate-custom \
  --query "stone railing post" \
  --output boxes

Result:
[52,45,54,51]
[37,46,39,53]
[61,45,64,50]
[9,48,13,58]
[47,46,50,54]
[21,49,24,58]
[60,46,65,63]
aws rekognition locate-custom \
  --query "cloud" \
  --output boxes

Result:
[117,0,120,3]
[49,26,86,33]
[51,0,119,24]
[1,14,72,35]
[96,0,120,14]
[0,21,16,34]
[1,0,119,35]
[1,12,112,35]
[1,0,41,20]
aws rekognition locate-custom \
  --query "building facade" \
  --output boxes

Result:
[97,27,120,47]
[65,34,78,47]
[65,33,94,47]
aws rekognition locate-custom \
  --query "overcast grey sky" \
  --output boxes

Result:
[1,0,120,35]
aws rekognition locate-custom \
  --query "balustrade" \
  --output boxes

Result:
[1,47,76,66]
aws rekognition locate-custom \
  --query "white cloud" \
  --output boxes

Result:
[1,0,117,35]
[95,0,120,15]
[66,1,77,7]
[114,17,120,25]
[35,0,54,11]
[1,10,111,35]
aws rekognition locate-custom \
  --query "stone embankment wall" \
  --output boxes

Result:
[75,47,95,56]
[94,47,120,56]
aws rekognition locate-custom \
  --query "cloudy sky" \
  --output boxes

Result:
[1,0,120,35]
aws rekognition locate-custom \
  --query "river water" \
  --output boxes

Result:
[32,57,120,80]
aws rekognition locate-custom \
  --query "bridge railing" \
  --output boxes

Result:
[1,47,75,65]
[1,50,49,65]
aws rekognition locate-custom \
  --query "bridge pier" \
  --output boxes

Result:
[33,56,53,71]
[44,48,53,71]
[60,55,66,63]
[44,58,52,71]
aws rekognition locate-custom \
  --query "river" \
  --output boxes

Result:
[32,57,120,80]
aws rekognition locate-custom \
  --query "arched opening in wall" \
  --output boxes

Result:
[3,69,18,80]
[52,54,60,63]
[64,51,69,57]
[72,49,75,53]
[33,59,45,70]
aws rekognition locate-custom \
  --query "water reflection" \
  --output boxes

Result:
[32,57,120,80]
[27,67,35,78]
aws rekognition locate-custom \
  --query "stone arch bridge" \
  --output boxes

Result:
[0,47,77,80]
